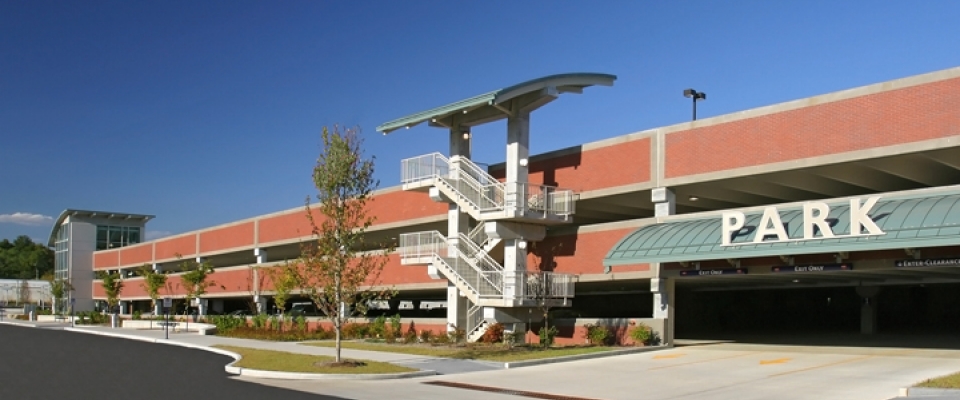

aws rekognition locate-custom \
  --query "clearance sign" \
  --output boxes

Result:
[720,196,886,246]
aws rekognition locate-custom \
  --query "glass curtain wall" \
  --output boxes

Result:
[95,226,142,250]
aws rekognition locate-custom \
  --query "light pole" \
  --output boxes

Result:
[683,88,706,121]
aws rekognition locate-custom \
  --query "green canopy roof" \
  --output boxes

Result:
[604,189,960,268]
[377,73,616,133]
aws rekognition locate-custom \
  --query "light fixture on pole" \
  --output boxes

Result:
[683,88,706,121]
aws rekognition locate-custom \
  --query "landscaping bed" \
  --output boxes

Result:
[917,371,960,389]
[213,345,416,374]
[302,340,620,362]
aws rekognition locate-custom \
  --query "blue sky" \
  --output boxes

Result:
[2,1,960,244]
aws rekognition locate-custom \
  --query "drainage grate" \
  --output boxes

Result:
[423,381,606,400]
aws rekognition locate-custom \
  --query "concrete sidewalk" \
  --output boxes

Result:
[63,324,502,375]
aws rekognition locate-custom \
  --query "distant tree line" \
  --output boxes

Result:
[0,236,54,280]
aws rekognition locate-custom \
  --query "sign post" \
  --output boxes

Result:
[163,296,172,340]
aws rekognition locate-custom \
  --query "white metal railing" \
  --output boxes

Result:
[504,182,576,217]
[402,153,575,218]
[467,223,492,249]
[516,271,576,301]
[399,231,504,299]
[455,234,502,274]
[466,303,485,340]
[401,153,450,184]
[399,231,446,259]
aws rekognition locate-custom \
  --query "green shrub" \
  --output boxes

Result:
[210,315,246,333]
[585,324,611,346]
[268,315,280,331]
[629,323,652,346]
[419,329,433,343]
[432,331,450,344]
[343,322,373,339]
[389,314,402,337]
[372,315,386,338]
[252,313,267,329]
[448,328,466,343]
[384,326,398,343]
[132,310,142,320]
[482,323,505,343]
[402,329,418,344]
[295,315,307,332]
[539,325,558,347]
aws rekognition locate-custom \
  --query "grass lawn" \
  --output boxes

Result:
[213,345,417,374]
[916,371,960,389]
[301,341,619,362]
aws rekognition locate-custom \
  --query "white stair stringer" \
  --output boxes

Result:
[400,231,507,307]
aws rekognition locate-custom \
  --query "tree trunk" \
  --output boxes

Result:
[335,319,342,362]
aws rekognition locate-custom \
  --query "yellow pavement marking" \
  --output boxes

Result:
[649,352,761,370]
[768,355,873,377]
[653,353,686,360]
[759,358,790,365]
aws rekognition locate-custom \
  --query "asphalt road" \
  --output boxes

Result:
[0,324,350,400]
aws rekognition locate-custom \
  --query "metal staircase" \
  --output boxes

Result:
[402,152,576,222]
[400,152,577,341]
[400,229,576,341]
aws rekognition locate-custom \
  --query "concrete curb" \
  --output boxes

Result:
[899,387,960,397]
[0,320,39,328]
[503,345,668,369]
[61,327,437,380]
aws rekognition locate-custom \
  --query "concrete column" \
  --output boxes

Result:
[254,249,267,313]
[195,256,206,265]
[502,239,528,301]
[652,187,676,217]
[254,248,268,264]
[651,275,675,345]
[197,298,208,316]
[446,282,467,332]
[856,286,880,334]
[506,113,530,184]
[450,125,471,159]
[253,295,267,314]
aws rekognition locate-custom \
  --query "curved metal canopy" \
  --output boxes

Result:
[47,209,154,247]
[377,73,616,134]
[604,190,960,268]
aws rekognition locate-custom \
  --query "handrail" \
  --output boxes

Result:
[399,231,504,297]
[467,224,488,247]
[401,152,450,184]
[401,152,576,218]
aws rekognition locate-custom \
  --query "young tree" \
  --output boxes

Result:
[100,272,124,314]
[138,264,167,314]
[295,126,393,363]
[266,263,298,319]
[178,257,217,316]
[49,278,73,316]
[528,241,564,347]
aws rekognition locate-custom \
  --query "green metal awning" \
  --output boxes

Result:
[377,73,616,133]
[604,190,960,268]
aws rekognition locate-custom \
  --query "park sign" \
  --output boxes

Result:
[721,196,886,246]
